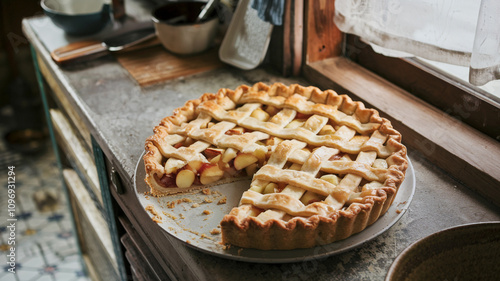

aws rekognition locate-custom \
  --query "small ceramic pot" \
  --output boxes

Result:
[41,0,111,36]
[152,1,219,55]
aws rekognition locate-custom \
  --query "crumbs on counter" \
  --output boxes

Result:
[167,198,194,208]
[145,204,163,223]
[162,211,177,220]
[145,204,158,216]
[217,196,227,205]
[210,228,221,235]
[142,186,231,248]
[199,233,217,241]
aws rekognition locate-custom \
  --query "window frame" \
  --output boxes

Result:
[344,35,500,141]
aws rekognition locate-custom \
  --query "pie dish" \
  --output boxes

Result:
[143,82,408,250]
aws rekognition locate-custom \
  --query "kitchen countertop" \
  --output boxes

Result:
[23,1,500,280]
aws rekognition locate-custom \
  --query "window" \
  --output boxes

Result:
[334,0,500,141]
[344,35,500,141]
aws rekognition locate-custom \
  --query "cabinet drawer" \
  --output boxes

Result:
[51,108,102,205]
[63,168,119,280]
[36,53,92,150]
[118,215,169,281]
[122,233,165,281]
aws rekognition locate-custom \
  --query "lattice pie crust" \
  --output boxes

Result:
[144,83,407,250]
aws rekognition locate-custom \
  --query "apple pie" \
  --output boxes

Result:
[143,82,407,250]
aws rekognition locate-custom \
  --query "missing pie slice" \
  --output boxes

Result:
[143,82,408,250]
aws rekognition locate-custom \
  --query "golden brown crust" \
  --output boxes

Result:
[143,82,408,249]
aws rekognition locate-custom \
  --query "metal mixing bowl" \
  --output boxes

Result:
[152,1,219,55]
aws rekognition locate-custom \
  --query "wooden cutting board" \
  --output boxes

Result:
[115,43,223,86]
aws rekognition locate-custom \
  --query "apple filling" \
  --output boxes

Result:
[155,145,266,189]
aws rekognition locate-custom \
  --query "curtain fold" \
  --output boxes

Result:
[334,0,500,86]
[470,0,500,86]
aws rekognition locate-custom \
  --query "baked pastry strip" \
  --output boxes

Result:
[253,145,340,222]
[198,101,393,157]
[233,83,379,134]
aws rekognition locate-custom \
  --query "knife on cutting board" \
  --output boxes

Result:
[51,26,158,65]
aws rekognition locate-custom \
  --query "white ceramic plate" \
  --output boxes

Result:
[134,155,415,263]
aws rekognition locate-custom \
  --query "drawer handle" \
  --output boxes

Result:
[110,167,125,194]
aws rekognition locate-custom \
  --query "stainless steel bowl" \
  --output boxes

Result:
[152,1,219,55]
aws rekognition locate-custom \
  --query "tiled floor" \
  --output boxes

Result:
[0,130,90,281]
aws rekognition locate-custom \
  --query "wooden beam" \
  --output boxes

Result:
[292,0,304,76]
[304,0,342,64]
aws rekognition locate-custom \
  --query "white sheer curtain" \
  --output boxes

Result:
[334,0,500,86]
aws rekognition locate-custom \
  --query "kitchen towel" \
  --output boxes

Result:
[251,0,284,26]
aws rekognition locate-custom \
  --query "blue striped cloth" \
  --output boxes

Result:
[251,0,285,26]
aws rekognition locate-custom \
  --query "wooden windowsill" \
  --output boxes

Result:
[303,57,500,207]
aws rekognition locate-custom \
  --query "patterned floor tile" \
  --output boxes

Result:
[0,130,90,281]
